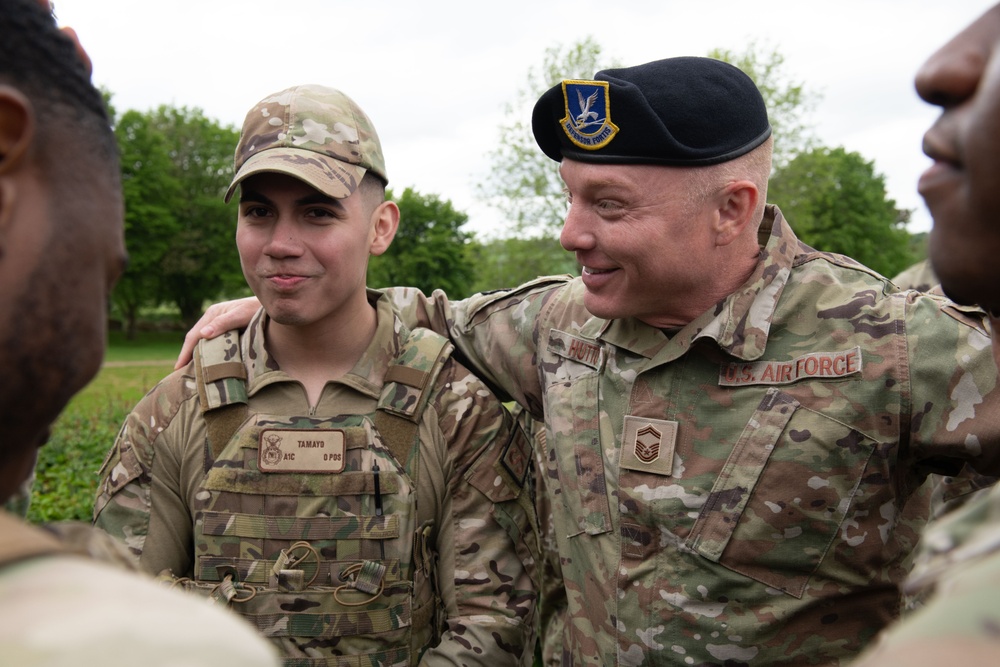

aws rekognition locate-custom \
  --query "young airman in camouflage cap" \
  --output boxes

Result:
[94,83,538,666]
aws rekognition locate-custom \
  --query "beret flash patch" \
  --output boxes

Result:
[560,80,619,151]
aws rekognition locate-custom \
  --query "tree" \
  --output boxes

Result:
[151,106,245,325]
[768,146,915,277]
[113,109,182,338]
[469,235,577,293]
[368,188,477,298]
[475,37,619,238]
[708,42,820,169]
[112,105,245,331]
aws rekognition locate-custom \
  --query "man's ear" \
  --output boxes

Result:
[0,87,34,175]
[713,180,759,247]
[0,87,35,246]
[369,200,400,256]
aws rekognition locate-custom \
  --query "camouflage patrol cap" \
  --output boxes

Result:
[532,56,772,167]
[224,84,387,203]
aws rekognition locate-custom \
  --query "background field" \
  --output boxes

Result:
[24,331,183,523]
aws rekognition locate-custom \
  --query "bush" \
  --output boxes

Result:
[28,398,132,522]
[23,340,177,523]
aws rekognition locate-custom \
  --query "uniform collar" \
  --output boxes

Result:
[243,290,406,398]
[599,205,797,362]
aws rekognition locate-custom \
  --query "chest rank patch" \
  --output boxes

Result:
[560,80,620,151]
[620,416,678,477]
[258,429,346,473]
[718,346,863,387]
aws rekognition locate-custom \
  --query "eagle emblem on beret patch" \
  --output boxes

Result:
[560,80,619,151]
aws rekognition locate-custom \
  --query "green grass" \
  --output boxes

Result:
[104,329,186,362]
[20,332,181,523]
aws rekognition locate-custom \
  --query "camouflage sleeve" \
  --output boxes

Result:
[418,360,539,666]
[384,276,571,419]
[92,365,206,578]
[849,484,1000,667]
[904,294,1000,478]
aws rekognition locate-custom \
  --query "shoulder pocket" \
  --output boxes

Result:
[464,417,532,503]
[93,436,145,520]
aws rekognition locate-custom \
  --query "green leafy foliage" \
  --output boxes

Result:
[475,36,618,239]
[368,188,478,298]
[469,235,578,292]
[708,42,820,169]
[104,329,186,362]
[112,105,246,334]
[768,146,915,277]
[17,332,180,523]
[25,361,172,523]
[27,396,131,522]
[115,109,182,337]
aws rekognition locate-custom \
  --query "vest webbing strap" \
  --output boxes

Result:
[204,405,250,467]
[202,362,247,383]
[193,338,249,466]
[373,330,451,473]
[374,358,425,470]
[194,327,452,474]
[383,364,428,389]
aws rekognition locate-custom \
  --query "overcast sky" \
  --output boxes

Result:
[55,0,997,239]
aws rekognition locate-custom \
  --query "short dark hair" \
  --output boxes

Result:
[0,0,118,172]
[358,171,387,214]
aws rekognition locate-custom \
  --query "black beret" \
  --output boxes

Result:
[532,56,772,166]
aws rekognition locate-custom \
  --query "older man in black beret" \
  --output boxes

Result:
[178,55,1000,666]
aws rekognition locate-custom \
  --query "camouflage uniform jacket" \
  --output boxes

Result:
[848,480,1000,666]
[0,510,281,666]
[93,292,538,666]
[387,205,1000,666]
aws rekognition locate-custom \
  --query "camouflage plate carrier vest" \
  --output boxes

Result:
[172,328,453,667]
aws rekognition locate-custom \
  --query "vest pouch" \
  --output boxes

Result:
[410,519,440,649]
[170,573,413,666]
